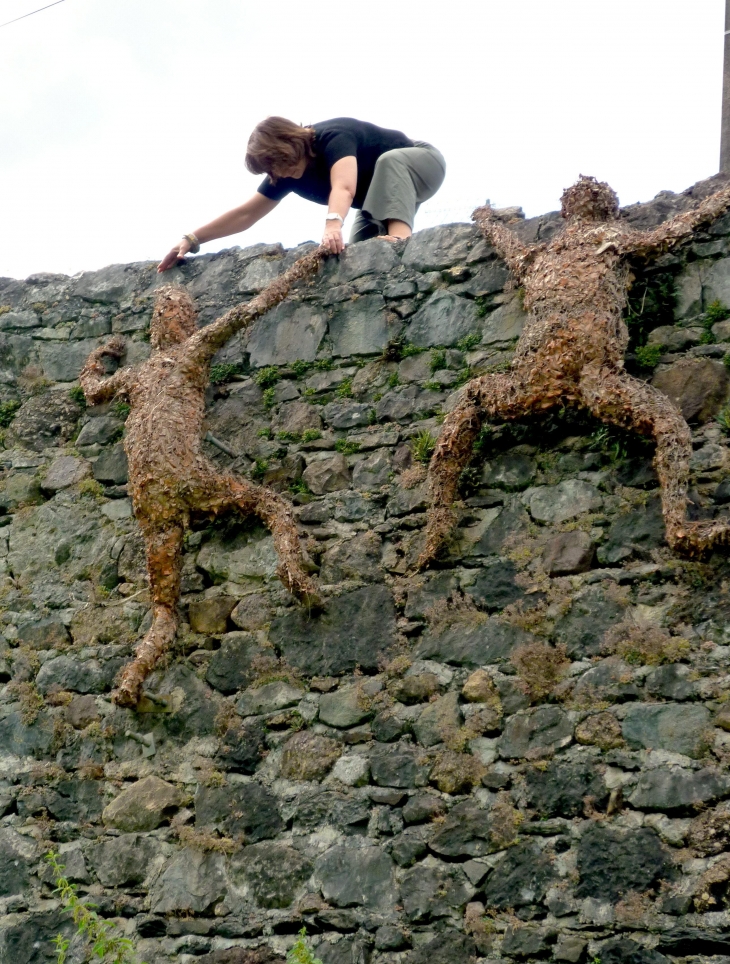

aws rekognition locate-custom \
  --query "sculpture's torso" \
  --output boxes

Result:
[515,221,634,375]
[122,348,210,515]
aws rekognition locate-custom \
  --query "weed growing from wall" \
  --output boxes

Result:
[288,928,323,964]
[46,851,147,964]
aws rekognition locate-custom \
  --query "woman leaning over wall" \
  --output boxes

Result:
[158,115,446,270]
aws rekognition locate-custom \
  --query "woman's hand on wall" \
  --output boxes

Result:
[322,221,345,254]
[158,238,192,273]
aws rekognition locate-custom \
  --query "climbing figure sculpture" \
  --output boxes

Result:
[80,248,328,707]
[419,175,730,569]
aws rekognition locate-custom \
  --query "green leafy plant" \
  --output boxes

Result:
[474,296,490,318]
[314,358,335,371]
[383,340,422,362]
[262,387,276,410]
[289,478,312,495]
[724,353,730,372]
[254,366,280,389]
[46,851,147,964]
[276,431,301,443]
[335,379,353,399]
[717,406,730,435]
[288,928,323,964]
[411,429,436,463]
[252,459,269,481]
[257,428,273,439]
[624,271,676,349]
[78,479,105,500]
[387,371,400,388]
[401,342,423,358]
[0,400,21,428]
[430,348,447,373]
[457,332,482,352]
[290,360,311,378]
[301,429,321,442]
[705,299,730,325]
[112,401,130,420]
[69,385,87,408]
[472,424,492,456]
[634,344,663,370]
[335,438,360,455]
[588,425,627,462]
[209,363,242,385]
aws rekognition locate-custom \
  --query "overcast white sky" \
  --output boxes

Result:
[0,0,725,281]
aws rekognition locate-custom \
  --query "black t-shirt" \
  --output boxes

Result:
[257,117,414,209]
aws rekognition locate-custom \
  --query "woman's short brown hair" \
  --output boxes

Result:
[245,116,315,179]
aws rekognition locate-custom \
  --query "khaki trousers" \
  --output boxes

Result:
[349,140,446,242]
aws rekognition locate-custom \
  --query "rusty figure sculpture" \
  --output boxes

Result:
[80,248,328,707]
[419,175,730,569]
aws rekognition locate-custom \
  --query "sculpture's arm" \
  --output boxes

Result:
[472,205,533,278]
[620,184,730,258]
[79,336,131,405]
[185,245,330,367]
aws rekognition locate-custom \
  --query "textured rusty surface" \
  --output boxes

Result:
[80,248,327,706]
[420,175,730,569]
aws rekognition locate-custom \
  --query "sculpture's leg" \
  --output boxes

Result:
[196,474,320,605]
[112,523,184,707]
[579,366,730,555]
[419,371,550,569]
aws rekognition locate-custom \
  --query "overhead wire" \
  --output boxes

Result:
[0,0,65,29]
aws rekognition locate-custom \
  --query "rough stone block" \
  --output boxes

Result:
[405,291,480,348]
[76,415,123,446]
[103,776,185,832]
[188,595,236,634]
[402,224,478,271]
[272,585,397,675]
[652,356,729,423]
[523,479,602,524]
[205,631,266,694]
[336,238,400,282]
[246,301,327,367]
[622,702,711,758]
[542,530,595,575]
[302,453,351,494]
[315,843,396,910]
[329,294,390,356]
[92,443,128,484]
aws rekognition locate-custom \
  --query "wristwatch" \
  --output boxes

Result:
[325,213,344,223]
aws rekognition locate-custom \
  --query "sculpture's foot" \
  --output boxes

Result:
[112,673,144,709]
[668,518,730,557]
[278,564,323,611]
[111,607,178,708]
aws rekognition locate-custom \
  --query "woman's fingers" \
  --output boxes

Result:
[157,241,191,273]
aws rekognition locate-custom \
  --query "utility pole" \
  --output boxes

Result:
[721,0,730,171]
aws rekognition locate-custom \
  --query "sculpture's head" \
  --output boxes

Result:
[561,175,619,222]
[150,285,197,349]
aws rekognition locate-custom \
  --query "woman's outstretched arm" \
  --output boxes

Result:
[158,193,280,272]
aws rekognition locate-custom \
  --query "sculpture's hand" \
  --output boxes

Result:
[473,202,496,222]
[101,336,126,358]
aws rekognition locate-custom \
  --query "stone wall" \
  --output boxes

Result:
[3,177,730,964]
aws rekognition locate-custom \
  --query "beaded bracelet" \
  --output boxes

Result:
[183,233,201,254]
